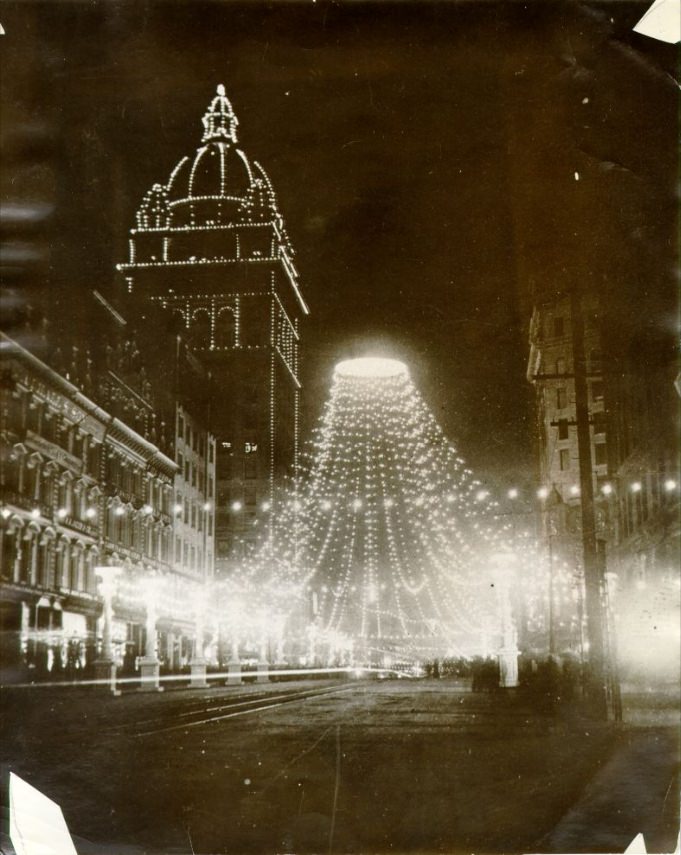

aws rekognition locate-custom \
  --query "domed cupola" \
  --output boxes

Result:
[136,183,171,229]
[162,85,258,228]
[201,83,239,143]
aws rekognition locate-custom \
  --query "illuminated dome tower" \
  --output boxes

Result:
[118,85,308,574]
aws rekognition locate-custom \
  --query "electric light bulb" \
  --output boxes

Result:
[601,483,613,496]
[507,488,518,499]
[537,487,549,500]
[631,482,642,493]
[231,501,242,512]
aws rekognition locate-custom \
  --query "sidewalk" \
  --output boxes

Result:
[539,725,680,853]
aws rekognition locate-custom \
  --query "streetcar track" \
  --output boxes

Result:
[104,683,345,733]
[134,685,357,737]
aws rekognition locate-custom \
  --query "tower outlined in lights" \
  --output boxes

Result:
[118,85,309,573]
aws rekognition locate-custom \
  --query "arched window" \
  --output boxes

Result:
[189,309,211,350]
[4,446,26,493]
[0,517,22,581]
[25,453,44,502]
[22,522,41,585]
[38,527,56,589]
[54,538,67,589]
[42,461,59,508]
[168,309,187,336]
[214,307,236,349]
[57,472,74,517]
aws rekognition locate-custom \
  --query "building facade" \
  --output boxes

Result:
[527,293,607,505]
[527,293,680,677]
[117,85,308,573]
[1,332,188,679]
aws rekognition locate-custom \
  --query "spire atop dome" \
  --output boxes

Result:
[201,84,239,144]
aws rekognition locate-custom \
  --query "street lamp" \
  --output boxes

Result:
[139,575,163,692]
[223,597,243,685]
[190,586,209,689]
[255,608,271,684]
[491,551,519,688]
[94,565,123,696]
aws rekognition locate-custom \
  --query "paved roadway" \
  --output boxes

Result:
[1,678,678,854]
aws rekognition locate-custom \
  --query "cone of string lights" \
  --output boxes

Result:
[247,356,517,668]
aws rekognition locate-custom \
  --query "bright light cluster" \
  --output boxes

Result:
[246,356,520,665]
[335,357,408,379]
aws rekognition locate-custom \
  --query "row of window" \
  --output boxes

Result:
[554,381,603,410]
[173,536,212,574]
[558,441,607,472]
[176,450,214,495]
[1,529,97,596]
[105,455,171,513]
[544,311,600,340]
[104,510,171,562]
[176,494,214,535]
[176,411,215,462]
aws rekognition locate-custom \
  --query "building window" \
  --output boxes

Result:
[557,419,569,440]
[591,380,604,402]
[245,483,257,507]
[553,317,565,337]
[556,388,567,410]
[594,442,607,466]
[555,357,566,376]
[244,455,257,479]
[559,449,570,471]
[592,411,606,435]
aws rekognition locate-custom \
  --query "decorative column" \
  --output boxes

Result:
[226,636,242,686]
[275,636,286,666]
[190,588,209,689]
[492,552,519,688]
[139,576,163,692]
[256,638,270,684]
[94,565,123,696]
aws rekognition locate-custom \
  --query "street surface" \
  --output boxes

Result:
[1,678,678,854]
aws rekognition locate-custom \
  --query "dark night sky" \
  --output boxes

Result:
[1,1,678,486]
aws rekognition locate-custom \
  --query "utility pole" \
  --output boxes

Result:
[570,288,608,719]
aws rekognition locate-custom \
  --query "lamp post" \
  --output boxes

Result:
[190,587,209,689]
[254,607,270,683]
[224,598,242,686]
[94,565,123,696]
[139,575,163,692]
[491,551,519,688]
